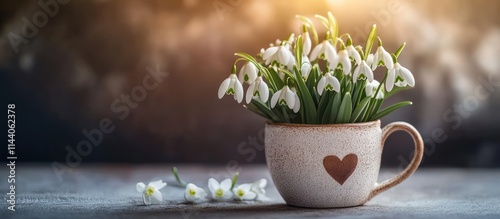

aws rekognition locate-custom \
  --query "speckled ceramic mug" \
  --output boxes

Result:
[265,120,423,208]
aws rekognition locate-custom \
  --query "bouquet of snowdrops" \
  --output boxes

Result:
[218,12,415,124]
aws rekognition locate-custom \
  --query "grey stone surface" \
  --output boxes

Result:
[1,164,500,219]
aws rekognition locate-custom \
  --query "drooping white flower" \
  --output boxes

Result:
[218,74,244,103]
[365,80,384,99]
[301,60,312,79]
[184,183,207,203]
[346,45,361,64]
[372,46,394,70]
[246,77,269,104]
[262,45,295,67]
[310,40,337,65]
[208,178,233,201]
[366,53,374,67]
[353,60,374,83]
[317,72,341,95]
[238,62,258,84]
[250,179,267,195]
[270,86,300,112]
[233,183,257,201]
[330,50,351,75]
[136,180,167,205]
[386,62,415,92]
[302,32,312,56]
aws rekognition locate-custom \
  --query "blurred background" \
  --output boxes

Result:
[1,0,500,167]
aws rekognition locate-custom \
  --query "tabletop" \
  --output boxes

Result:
[1,164,499,219]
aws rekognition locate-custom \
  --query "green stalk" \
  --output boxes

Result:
[172,167,187,187]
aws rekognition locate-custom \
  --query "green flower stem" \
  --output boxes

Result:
[172,167,187,187]
[230,172,239,190]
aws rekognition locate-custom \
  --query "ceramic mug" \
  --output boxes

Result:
[265,120,424,208]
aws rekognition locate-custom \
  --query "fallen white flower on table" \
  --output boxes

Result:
[184,183,207,203]
[250,179,267,195]
[233,183,257,201]
[136,180,167,205]
[208,178,233,201]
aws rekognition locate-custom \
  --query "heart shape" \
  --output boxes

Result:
[323,154,358,185]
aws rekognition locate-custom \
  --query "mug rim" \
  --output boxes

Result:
[266,120,380,128]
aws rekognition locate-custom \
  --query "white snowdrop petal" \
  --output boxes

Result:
[353,65,361,83]
[383,50,394,70]
[317,76,327,95]
[386,68,396,92]
[235,80,244,103]
[143,195,151,205]
[136,182,146,193]
[278,47,290,65]
[293,94,300,113]
[329,76,341,92]
[220,179,232,190]
[218,78,231,99]
[303,33,312,55]
[149,180,166,190]
[208,178,219,193]
[285,89,295,109]
[244,191,257,200]
[151,189,162,203]
[259,81,269,102]
[400,66,415,87]
[262,47,278,61]
[270,90,281,108]
[246,82,256,104]
[309,44,322,61]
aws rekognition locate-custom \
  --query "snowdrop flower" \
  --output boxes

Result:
[310,40,337,65]
[365,80,384,99]
[346,45,361,64]
[246,77,269,104]
[238,62,258,84]
[353,60,374,83]
[262,45,295,67]
[366,53,374,67]
[330,49,351,75]
[218,74,244,103]
[136,180,167,205]
[302,32,312,56]
[386,62,415,92]
[250,179,267,195]
[270,86,300,112]
[184,183,207,203]
[233,183,257,201]
[317,72,341,95]
[301,61,312,79]
[372,46,394,70]
[208,178,233,201]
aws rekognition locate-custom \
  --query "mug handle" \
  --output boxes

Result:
[368,122,424,200]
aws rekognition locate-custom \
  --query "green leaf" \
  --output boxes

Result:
[317,91,331,120]
[394,42,406,58]
[363,25,377,60]
[267,67,285,89]
[243,104,269,119]
[370,101,413,120]
[336,92,352,124]
[329,92,342,123]
[293,68,318,123]
[250,100,280,122]
[350,96,371,122]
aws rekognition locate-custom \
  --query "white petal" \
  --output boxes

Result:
[303,32,311,55]
[348,46,361,64]
[386,68,396,92]
[301,62,312,79]
[221,190,233,200]
[285,89,296,109]
[363,62,374,82]
[258,81,269,102]
[242,191,257,200]
[220,179,232,190]
[383,50,394,70]
[328,75,341,92]
[372,52,379,71]
[208,178,219,193]
[246,82,256,104]
[366,54,374,66]
[235,80,244,103]
[262,47,278,61]
[151,189,162,203]
[278,47,290,65]
[293,94,300,113]
[218,78,231,99]
[309,44,322,61]
[238,64,247,82]
[340,55,351,75]
[324,42,337,64]
[400,66,415,87]
[353,64,361,83]
[270,90,282,108]
[317,76,327,95]
[246,62,258,83]
[149,180,166,190]
[136,182,146,193]
[143,194,151,205]
[365,83,373,96]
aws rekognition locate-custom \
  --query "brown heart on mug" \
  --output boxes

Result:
[323,154,358,185]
